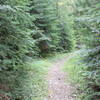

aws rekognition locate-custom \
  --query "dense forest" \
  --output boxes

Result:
[0,0,100,100]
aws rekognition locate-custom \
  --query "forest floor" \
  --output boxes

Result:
[46,56,77,100]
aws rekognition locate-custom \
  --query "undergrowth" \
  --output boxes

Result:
[0,54,66,100]
[64,51,86,99]
[64,50,100,100]
[0,59,50,100]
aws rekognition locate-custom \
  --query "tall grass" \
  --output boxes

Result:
[26,59,51,100]
[64,52,86,99]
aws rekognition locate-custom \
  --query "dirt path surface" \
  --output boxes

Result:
[47,57,77,100]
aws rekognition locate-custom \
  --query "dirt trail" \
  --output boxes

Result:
[47,57,77,100]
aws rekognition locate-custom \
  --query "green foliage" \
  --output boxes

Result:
[0,0,40,99]
[0,0,99,99]
[0,0,80,99]
[65,0,100,100]
[57,0,76,52]
[65,49,100,100]
[0,59,50,100]
[74,0,100,99]
[0,1,36,70]
[30,0,61,56]
[82,47,100,100]
[73,0,100,48]
[64,52,84,84]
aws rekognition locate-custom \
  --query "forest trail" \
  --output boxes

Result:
[46,56,77,100]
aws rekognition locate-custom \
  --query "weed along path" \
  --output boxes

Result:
[46,57,77,100]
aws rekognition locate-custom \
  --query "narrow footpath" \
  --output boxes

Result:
[47,57,77,100]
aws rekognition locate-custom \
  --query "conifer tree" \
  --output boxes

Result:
[57,0,75,52]
[0,0,34,70]
[73,0,100,99]
[30,0,60,56]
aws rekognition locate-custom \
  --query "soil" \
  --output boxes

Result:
[47,57,77,100]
